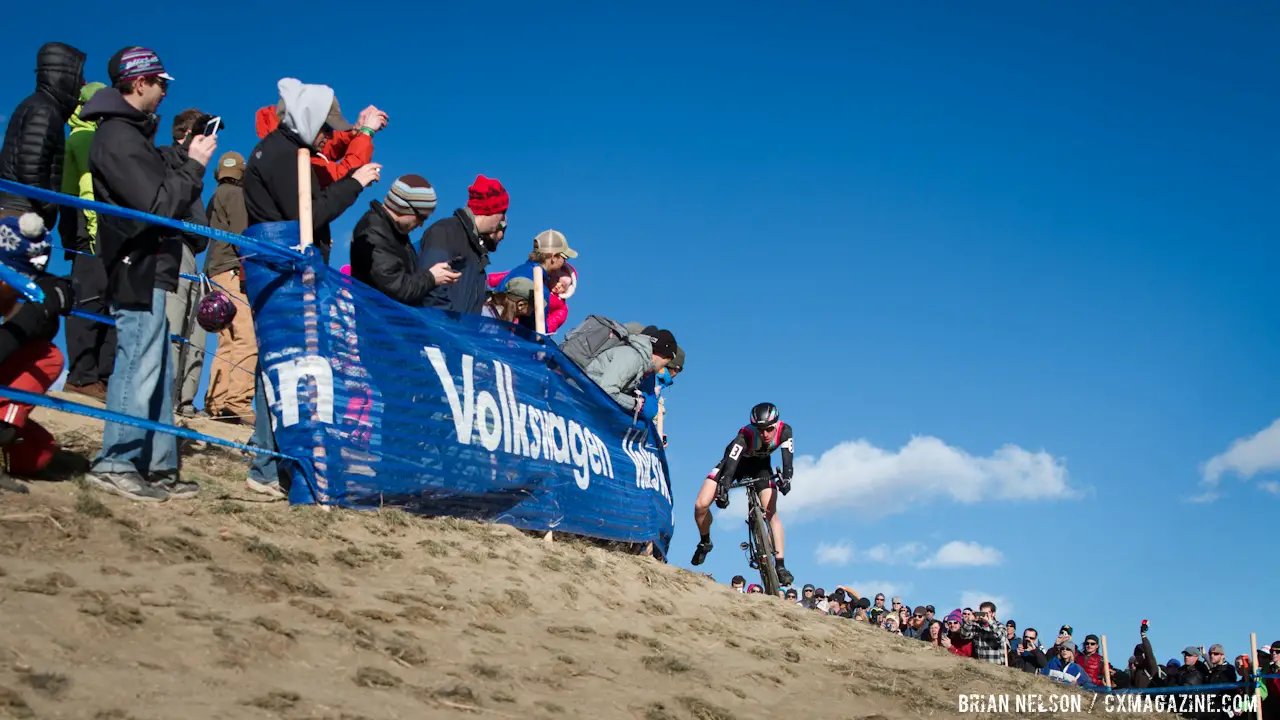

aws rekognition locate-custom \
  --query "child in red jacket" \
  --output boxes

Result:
[0,214,74,492]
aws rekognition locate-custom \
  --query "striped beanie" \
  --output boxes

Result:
[384,174,437,217]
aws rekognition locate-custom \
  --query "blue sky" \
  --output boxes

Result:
[3,0,1279,664]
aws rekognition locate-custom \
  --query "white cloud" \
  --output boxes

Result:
[960,591,1014,620]
[815,541,853,566]
[786,436,1074,520]
[865,542,928,565]
[1260,481,1280,497]
[847,580,914,601]
[919,541,1004,568]
[1201,418,1280,490]
[1186,491,1220,504]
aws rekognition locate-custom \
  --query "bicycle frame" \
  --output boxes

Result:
[727,473,781,596]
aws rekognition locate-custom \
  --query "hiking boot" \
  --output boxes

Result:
[776,565,794,587]
[211,408,249,426]
[84,471,168,502]
[177,403,209,419]
[153,472,199,500]
[691,540,713,566]
[0,470,28,494]
[246,477,286,500]
[65,381,108,403]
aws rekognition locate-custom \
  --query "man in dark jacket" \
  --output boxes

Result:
[240,77,377,500]
[243,78,378,264]
[203,151,255,425]
[81,47,214,503]
[0,42,85,227]
[1009,626,1049,673]
[351,173,458,305]
[417,174,509,315]
[158,109,212,417]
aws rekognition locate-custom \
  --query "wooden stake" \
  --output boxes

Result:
[1251,633,1263,720]
[1101,635,1113,688]
[533,266,546,334]
[297,148,313,251]
[543,530,554,543]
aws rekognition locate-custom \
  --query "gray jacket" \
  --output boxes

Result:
[583,333,654,411]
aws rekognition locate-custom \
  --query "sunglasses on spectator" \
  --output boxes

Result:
[912,614,924,619]
[1085,641,1098,646]
[146,75,169,91]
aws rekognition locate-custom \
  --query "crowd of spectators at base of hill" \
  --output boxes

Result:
[0,42,683,502]
[726,574,1280,718]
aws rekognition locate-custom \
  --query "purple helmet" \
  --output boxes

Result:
[197,289,238,333]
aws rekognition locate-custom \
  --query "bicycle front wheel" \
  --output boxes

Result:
[751,506,780,596]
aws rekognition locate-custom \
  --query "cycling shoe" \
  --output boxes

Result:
[691,540,713,566]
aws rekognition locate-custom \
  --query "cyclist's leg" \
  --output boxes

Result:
[691,465,721,565]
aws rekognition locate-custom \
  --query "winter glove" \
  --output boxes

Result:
[776,477,792,496]
[35,275,75,316]
[714,482,730,509]
[637,393,659,423]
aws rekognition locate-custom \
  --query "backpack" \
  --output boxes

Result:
[560,315,632,370]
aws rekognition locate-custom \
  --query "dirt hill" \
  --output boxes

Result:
[0,403,1162,720]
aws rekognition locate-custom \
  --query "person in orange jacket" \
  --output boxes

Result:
[253,99,387,187]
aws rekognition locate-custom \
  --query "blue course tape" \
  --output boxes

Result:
[0,383,299,464]
[0,261,44,302]
[0,179,304,265]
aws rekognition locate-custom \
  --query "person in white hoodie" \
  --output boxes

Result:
[240,78,381,499]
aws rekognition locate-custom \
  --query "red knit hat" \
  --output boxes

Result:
[467,174,509,216]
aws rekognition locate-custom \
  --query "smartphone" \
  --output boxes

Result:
[203,116,221,137]
[449,254,465,272]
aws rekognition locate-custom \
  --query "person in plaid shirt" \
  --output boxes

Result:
[962,600,1008,664]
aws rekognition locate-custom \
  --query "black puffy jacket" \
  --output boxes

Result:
[416,209,491,315]
[0,42,86,228]
[350,201,437,305]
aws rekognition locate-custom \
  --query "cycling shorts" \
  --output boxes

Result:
[707,455,775,492]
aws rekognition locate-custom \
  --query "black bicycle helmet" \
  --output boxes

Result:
[749,402,780,427]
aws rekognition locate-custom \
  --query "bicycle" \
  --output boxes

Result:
[726,468,783,596]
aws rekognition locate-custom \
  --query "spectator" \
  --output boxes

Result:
[869,593,888,624]
[784,588,798,602]
[1078,634,1106,686]
[81,47,212,502]
[798,584,818,609]
[961,607,975,624]
[159,109,212,418]
[892,597,905,618]
[730,575,745,593]
[813,588,828,613]
[417,174,509,315]
[254,99,385,186]
[1173,646,1209,686]
[924,620,945,648]
[881,613,902,635]
[240,78,379,499]
[58,81,116,403]
[898,605,912,630]
[1204,643,1237,715]
[944,611,973,657]
[1010,627,1049,674]
[0,42,86,227]
[903,606,928,639]
[1039,642,1088,686]
[495,229,578,330]
[0,214,73,492]
[924,606,936,625]
[480,277,534,324]
[581,326,676,418]
[244,78,380,264]
[962,601,1007,665]
[746,584,763,595]
[487,259,578,334]
[203,151,255,425]
[1050,625,1074,657]
[1005,620,1018,651]
[349,173,458,305]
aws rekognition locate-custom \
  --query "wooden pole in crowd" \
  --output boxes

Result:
[296,149,313,251]
[533,266,547,334]
[1101,635,1113,688]
[296,147,328,513]
[1251,633,1263,720]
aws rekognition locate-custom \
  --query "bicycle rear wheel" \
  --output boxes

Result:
[750,504,780,596]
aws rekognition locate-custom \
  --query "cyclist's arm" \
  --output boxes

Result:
[716,431,750,483]
[779,424,795,479]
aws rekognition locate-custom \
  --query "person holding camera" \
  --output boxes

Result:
[961,601,1008,664]
[1009,626,1049,673]
[349,173,459,306]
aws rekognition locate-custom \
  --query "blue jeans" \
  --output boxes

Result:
[92,288,177,476]
[248,367,281,485]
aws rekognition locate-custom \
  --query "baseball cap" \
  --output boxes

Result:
[646,329,677,359]
[913,606,927,616]
[1209,644,1225,655]
[1182,646,1201,658]
[534,229,577,259]
[108,47,173,85]
[502,277,535,304]
[215,152,245,182]
[668,345,685,372]
[1085,634,1100,645]
[1006,619,1017,628]
[325,98,352,132]
[1060,625,1074,635]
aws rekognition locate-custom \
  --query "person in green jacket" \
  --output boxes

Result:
[58,81,117,402]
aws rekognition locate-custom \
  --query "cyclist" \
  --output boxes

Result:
[691,402,794,586]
